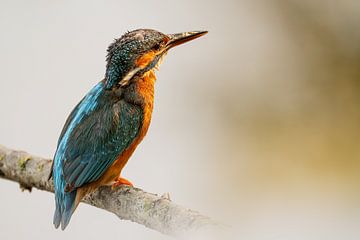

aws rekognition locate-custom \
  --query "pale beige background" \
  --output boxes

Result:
[1,0,360,239]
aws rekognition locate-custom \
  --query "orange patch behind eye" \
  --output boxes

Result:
[163,36,170,45]
[136,51,156,68]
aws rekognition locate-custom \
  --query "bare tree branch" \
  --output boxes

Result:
[0,145,216,237]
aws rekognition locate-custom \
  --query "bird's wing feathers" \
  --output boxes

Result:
[58,90,142,190]
[48,100,84,180]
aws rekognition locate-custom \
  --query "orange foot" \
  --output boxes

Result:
[112,177,133,190]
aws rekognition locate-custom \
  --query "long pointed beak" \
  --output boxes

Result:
[166,31,208,49]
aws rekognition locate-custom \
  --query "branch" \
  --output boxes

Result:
[0,145,216,237]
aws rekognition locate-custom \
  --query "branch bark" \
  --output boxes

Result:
[0,145,216,237]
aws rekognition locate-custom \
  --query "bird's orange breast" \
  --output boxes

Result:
[96,70,157,185]
[76,70,156,203]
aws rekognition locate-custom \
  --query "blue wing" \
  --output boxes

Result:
[52,81,143,229]
[62,99,142,189]
[52,82,143,229]
[55,82,143,190]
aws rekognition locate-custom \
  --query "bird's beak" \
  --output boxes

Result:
[166,31,208,50]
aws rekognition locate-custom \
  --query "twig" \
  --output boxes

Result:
[0,145,216,237]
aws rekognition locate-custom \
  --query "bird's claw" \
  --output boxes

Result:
[111,177,133,190]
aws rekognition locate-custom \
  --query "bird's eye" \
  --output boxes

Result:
[153,37,169,51]
[153,43,161,51]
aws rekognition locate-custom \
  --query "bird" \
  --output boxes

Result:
[48,29,207,230]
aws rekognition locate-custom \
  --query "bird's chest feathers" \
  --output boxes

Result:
[118,70,156,162]
[103,70,156,181]
[134,70,156,139]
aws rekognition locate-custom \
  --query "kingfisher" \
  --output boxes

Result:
[48,29,207,230]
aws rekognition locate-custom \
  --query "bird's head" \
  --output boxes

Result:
[105,29,207,89]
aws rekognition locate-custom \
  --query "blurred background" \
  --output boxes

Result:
[0,0,360,239]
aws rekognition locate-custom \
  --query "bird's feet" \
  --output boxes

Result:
[111,177,133,190]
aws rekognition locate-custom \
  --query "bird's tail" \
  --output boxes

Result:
[53,189,77,230]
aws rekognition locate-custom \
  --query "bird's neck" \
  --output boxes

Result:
[105,60,131,89]
[132,69,156,138]
[134,70,156,107]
